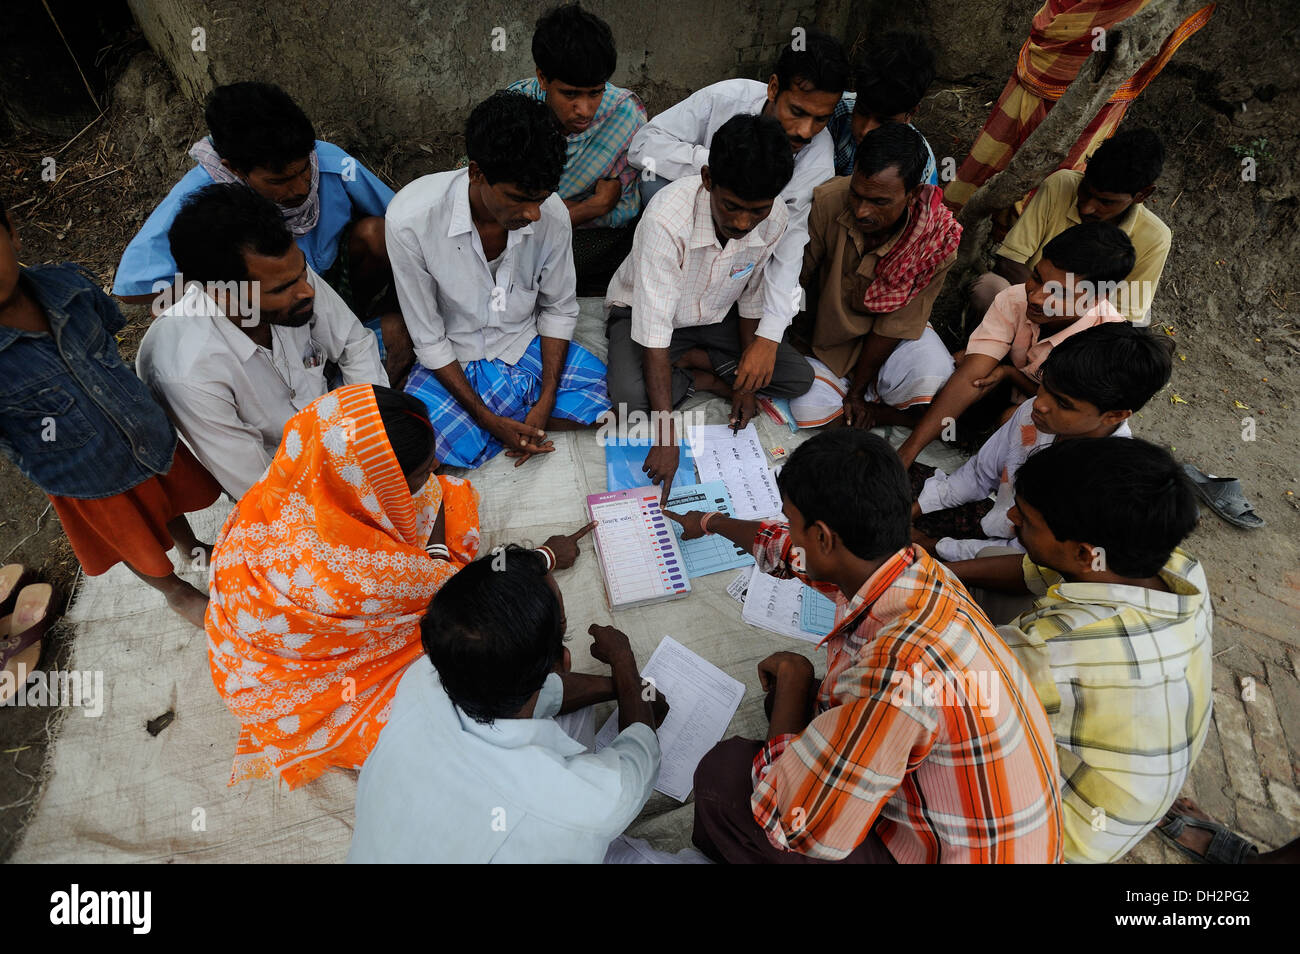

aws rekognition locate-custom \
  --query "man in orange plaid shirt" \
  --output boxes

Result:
[667,430,1063,863]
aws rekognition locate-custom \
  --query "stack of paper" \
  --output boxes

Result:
[686,423,783,520]
[739,568,838,643]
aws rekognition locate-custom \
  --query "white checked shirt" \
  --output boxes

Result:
[998,548,1213,864]
[917,398,1131,561]
[385,168,579,370]
[627,78,834,340]
[605,176,788,349]
[136,272,388,499]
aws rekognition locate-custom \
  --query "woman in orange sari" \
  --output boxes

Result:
[206,383,482,788]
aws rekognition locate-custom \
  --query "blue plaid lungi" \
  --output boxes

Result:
[405,336,610,469]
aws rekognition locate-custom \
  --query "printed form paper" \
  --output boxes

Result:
[687,423,782,520]
[665,481,754,578]
[595,636,745,802]
[740,568,838,643]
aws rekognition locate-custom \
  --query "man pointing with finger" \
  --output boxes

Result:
[606,113,814,503]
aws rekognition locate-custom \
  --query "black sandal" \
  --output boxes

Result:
[1182,464,1265,530]
[1157,806,1260,863]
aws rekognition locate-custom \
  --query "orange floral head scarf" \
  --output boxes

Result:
[206,384,479,788]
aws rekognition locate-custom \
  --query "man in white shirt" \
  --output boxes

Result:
[627,30,847,397]
[349,545,667,864]
[913,323,1171,563]
[607,114,812,501]
[136,184,388,500]
[387,91,610,470]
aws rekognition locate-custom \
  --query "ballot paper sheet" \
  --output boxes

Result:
[687,423,782,520]
[595,636,745,802]
[740,568,838,643]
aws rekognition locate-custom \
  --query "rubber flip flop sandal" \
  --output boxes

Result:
[1182,464,1265,530]
[1157,808,1260,864]
[0,564,33,619]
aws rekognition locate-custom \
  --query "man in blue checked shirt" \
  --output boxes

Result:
[828,32,940,185]
[507,4,647,296]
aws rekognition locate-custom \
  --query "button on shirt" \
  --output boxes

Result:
[136,271,388,499]
[385,168,579,371]
[348,660,660,863]
[966,283,1125,381]
[605,175,788,349]
[627,78,835,338]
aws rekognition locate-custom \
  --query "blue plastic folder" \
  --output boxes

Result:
[605,440,697,492]
[799,586,837,637]
[665,481,755,578]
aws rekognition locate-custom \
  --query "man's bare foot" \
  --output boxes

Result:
[691,369,732,398]
[166,582,210,629]
[672,347,712,371]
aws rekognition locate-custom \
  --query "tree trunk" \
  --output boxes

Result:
[951,0,1206,281]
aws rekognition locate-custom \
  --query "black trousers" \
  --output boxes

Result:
[605,305,814,413]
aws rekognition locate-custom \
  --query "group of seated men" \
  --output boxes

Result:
[114,4,1202,863]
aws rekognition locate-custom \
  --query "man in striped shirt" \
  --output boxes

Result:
[953,437,1211,863]
[667,430,1063,863]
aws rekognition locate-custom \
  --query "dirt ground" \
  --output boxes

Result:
[1,9,1297,861]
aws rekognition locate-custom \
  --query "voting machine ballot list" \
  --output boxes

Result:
[587,487,691,609]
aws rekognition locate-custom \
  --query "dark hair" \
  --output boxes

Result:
[1042,221,1136,284]
[421,545,564,723]
[1040,323,1173,413]
[854,121,928,191]
[1,198,8,229]
[372,386,435,477]
[466,91,566,194]
[205,82,316,174]
[853,31,935,118]
[708,114,796,201]
[777,430,910,561]
[772,27,850,95]
[1084,128,1165,195]
[1015,437,1197,577]
[167,183,292,285]
[532,3,616,86]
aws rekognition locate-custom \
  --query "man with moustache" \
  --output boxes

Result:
[627,31,847,399]
[136,184,388,500]
[788,123,961,430]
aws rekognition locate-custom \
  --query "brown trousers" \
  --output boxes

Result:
[691,737,897,864]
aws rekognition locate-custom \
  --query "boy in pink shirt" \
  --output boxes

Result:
[898,221,1132,468]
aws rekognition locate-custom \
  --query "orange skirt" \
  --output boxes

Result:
[49,443,223,577]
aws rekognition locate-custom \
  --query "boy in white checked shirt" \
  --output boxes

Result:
[605,114,814,501]
[950,437,1211,864]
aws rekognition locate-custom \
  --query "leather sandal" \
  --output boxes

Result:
[0,583,56,705]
